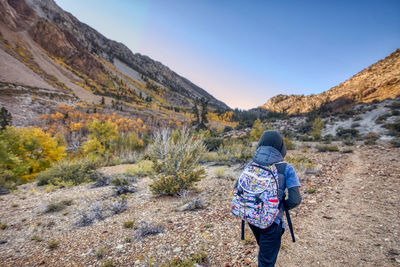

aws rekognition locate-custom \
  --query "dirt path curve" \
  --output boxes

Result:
[277,148,400,267]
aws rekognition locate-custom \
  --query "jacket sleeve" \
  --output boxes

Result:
[286,186,302,210]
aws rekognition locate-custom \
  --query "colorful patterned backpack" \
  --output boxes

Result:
[231,162,280,229]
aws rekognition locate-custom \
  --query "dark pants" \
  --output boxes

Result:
[249,222,283,267]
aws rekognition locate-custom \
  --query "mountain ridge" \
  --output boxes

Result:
[0,0,229,112]
[262,49,400,114]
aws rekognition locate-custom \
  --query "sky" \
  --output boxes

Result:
[55,0,400,109]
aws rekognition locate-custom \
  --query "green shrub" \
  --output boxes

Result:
[283,137,296,150]
[375,114,390,124]
[95,248,105,259]
[36,158,100,186]
[203,136,224,151]
[217,140,254,163]
[47,240,59,250]
[162,251,208,267]
[31,235,43,242]
[384,121,400,136]
[45,202,67,213]
[0,223,7,230]
[123,221,135,229]
[306,187,316,194]
[343,138,354,146]
[100,260,116,267]
[213,167,225,178]
[363,132,380,145]
[336,127,359,139]
[285,154,314,169]
[125,160,153,177]
[390,138,400,148]
[316,145,339,152]
[147,129,206,195]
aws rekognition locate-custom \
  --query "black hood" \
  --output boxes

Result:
[257,130,286,158]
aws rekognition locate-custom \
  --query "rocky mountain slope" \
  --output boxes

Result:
[0,0,229,116]
[262,49,400,114]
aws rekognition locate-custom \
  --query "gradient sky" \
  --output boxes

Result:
[55,0,400,109]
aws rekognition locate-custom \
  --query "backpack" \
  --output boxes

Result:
[231,161,296,242]
[231,162,280,229]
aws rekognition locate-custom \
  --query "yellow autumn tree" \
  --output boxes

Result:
[250,118,265,141]
[0,127,66,182]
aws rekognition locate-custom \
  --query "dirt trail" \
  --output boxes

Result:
[278,148,400,266]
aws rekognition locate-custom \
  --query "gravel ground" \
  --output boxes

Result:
[0,144,399,266]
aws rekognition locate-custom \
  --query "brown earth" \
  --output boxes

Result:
[0,144,399,266]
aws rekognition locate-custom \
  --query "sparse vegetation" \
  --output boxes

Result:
[31,235,43,242]
[214,167,225,178]
[100,260,116,267]
[135,222,163,240]
[316,145,340,152]
[95,248,105,259]
[36,158,100,187]
[147,129,206,195]
[123,221,135,229]
[125,160,153,177]
[47,240,59,250]
[0,223,7,230]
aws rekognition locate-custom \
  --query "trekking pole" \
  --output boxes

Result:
[241,220,245,240]
[283,200,296,242]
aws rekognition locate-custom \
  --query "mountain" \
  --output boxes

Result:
[0,0,229,120]
[262,49,400,114]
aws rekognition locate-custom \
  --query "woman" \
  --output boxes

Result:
[249,130,302,267]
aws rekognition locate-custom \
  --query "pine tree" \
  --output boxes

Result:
[0,107,12,130]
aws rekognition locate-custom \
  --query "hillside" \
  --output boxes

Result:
[262,49,400,114]
[0,0,229,126]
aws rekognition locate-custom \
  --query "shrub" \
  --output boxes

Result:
[31,235,43,242]
[163,251,208,267]
[336,127,359,139]
[316,145,339,152]
[123,221,135,229]
[375,114,390,124]
[45,202,67,213]
[351,122,360,128]
[306,187,316,194]
[125,160,153,177]
[353,116,362,121]
[363,132,380,145]
[283,137,296,150]
[47,240,59,250]
[341,149,353,153]
[111,175,136,196]
[214,167,225,178]
[36,158,99,186]
[147,129,206,195]
[203,136,224,151]
[75,201,105,227]
[95,248,105,259]
[100,260,116,267]
[384,121,400,136]
[217,140,254,164]
[0,223,7,230]
[342,138,354,146]
[135,222,163,240]
[110,196,128,214]
[390,138,400,148]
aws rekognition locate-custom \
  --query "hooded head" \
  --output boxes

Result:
[257,130,286,158]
